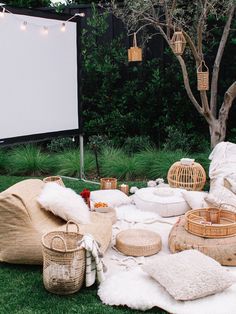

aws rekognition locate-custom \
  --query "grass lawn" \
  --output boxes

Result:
[0,176,168,314]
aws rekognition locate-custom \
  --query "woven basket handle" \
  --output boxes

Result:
[133,32,138,47]
[66,220,80,233]
[50,235,67,252]
[197,60,209,73]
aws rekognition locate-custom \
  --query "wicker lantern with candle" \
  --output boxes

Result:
[100,178,117,190]
[197,60,209,91]
[170,31,186,56]
[128,32,142,62]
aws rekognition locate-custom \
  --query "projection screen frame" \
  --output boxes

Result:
[0,7,82,147]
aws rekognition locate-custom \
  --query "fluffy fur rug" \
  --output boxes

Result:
[98,205,236,314]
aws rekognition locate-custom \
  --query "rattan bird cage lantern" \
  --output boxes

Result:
[170,31,186,55]
[128,32,142,62]
[197,60,209,91]
[167,161,206,191]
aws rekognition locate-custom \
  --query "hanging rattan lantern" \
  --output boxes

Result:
[170,31,186,55]
[197,60,209,91]
[128,32,142,62]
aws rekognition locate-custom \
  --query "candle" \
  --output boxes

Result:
[119,184,129,195]
[105,180,112,189]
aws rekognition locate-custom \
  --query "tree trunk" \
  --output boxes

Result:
[209,120,227,149]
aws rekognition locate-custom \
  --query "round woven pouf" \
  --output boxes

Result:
[115,229,162,257]
[167,161,206,191]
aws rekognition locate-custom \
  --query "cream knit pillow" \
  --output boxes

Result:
[142,250,235,301]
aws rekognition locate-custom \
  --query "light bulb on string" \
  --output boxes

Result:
[42,26,48,35]
[0,7,5,18]
[20,21,27,31]
[60,22,66,32]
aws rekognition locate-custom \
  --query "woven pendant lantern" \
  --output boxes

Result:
[128,32,142,62]
[170,31,186,55]
[197,60,209,91]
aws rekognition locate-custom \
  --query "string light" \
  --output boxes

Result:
[0,7,5,18]
[60,22,66,32]
[20,21,27,31]
[0,5,85,35]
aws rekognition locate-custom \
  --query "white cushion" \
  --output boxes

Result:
[133,187,190,217]
[142,250,235,301]
[90,189,131,208]
[38,182,90,224]
[205,185,236,212]
[181,190,208,209]
[224,175,236,194]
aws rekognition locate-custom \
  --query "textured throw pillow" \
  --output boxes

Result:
[142,250,235,301]
[205,185,236,212]
[38,182,90,224]
[90,189,131,207]
[181,190,208,209]
[224,175,236,194]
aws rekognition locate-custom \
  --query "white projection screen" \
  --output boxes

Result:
[0,9,80,145]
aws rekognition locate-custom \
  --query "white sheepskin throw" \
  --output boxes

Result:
[38,182,90,224]
[98,267,236,314]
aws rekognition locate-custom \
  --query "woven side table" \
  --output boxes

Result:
[115,229,162,257]
[167,161,206,191]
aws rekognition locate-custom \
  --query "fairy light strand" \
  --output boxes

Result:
[0,4,85,34]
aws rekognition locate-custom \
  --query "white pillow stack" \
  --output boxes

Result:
[38,182,90,224]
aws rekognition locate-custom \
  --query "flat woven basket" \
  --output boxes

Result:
[116,229,162,257]
[185,208,236,238]
[41,221,85,295]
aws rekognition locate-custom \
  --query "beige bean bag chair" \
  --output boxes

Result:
[0,179,112,265]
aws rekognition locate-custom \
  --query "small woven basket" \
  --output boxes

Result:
[185,208,236,238]
[100,178,117,190]
[197,60,209,91]
[41,221,85,295]
[116,229,162,257]
[43,176,65,187]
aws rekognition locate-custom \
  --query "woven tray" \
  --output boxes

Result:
[116,229,162,257]
[185,208,236,238]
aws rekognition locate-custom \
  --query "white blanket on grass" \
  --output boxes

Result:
[98,205,236,314]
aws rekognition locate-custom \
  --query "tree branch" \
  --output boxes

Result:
[218,81,236,125]
[210,4,235,117]
[176,56,206,117]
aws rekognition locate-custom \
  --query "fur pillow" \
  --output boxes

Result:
[181,190,208,209]
[142,250,235,301]
[38,182,90,224]
[90,189,131,208]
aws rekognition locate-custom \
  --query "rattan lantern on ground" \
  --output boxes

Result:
[197,60,209,91]
[170,31,186,55]
[167,161,206,191]
[128,32,142,62]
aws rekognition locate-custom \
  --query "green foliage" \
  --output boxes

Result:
[7,145,53,176]
[135,149,186,180]
[122,135,154,154]
[100,146,138,180]
[46,137,76,153]
[56,149,95,177]
[0,149,8,174]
